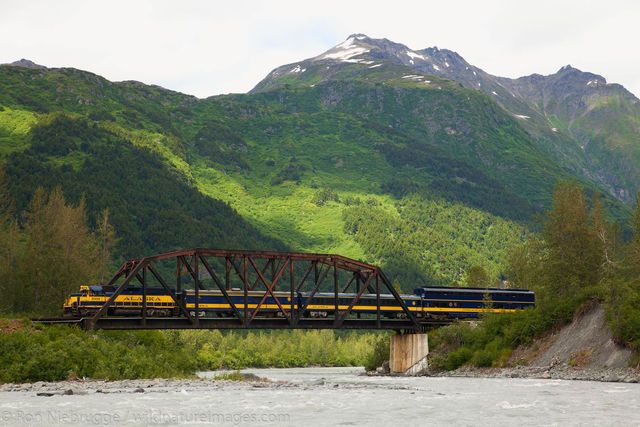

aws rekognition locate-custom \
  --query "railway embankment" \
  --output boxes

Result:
[426,302,640,383]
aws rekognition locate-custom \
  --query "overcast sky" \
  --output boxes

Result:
[1,0,639,98]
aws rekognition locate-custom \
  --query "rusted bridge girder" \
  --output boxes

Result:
[86,249,423,331]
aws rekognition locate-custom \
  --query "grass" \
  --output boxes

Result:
[193,162,370,256]
[0,107,37,156]
[0,107,37,136]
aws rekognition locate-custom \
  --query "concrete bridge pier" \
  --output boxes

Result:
[389,333,429,376]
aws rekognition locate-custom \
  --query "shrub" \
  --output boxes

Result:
[363,333,390,371]
[445,347,473,370]
[311,188,339,206]
[471,350,494,368]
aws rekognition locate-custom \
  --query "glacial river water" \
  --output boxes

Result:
[1,367,639,426]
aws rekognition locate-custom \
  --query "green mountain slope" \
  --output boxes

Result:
[255,35,640,207]
[0,62,630,284]
[1,110,286,259]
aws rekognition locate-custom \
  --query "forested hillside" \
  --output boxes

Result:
[426,182,640,370]
[0,60,632,295]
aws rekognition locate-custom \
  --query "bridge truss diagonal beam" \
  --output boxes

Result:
[85,248,421,331]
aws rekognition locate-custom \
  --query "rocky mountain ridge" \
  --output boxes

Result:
[1,59,47,69]
[254,34,640,205]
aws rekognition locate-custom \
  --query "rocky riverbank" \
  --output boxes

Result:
[0,375,297,395]
[371,362,640,383]
[426,364,640,383]
[374,303,640,383]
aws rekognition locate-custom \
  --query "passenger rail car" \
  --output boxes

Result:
[298,292,422,318]
[183,290,296,317]
[415,286,535,319]
[63,285,535,319]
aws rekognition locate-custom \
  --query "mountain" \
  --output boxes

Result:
[0,65,287,259]
[1,59,46,69]
[0,48,632,286]
[254,34,640,205]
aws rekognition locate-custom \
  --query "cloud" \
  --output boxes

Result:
[1,0,639,98]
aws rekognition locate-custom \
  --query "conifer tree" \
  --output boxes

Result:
[628,192,640,276]
[541,181,601,297]
[504,237,544,292]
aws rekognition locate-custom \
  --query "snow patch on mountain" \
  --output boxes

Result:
[318,36,369,62]
[406,50,427,61]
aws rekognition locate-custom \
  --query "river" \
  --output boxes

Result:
[1,367,639,426]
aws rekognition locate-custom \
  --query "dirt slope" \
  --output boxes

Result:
[531,302,631,369]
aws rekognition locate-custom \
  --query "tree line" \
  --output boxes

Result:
[426,181,640,371]
[505,180,640,350]
[0,165,116,315]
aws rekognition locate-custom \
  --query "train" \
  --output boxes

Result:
[63,284,535,320]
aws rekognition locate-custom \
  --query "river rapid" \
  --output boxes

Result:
[1,367,639,426]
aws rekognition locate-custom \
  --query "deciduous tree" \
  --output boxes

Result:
[17,187,99,314]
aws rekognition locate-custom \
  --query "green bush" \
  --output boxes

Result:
[426,285,606,372]
[0,324,198,383]
[363,333,390,371]
[0,325,389,383]
[445,347,473,370]
[427,353,448,371]
[311,188,340,206]
[432,322,475,349]
[471,350,494,368]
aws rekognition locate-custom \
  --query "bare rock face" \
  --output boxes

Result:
[1,59,47,69]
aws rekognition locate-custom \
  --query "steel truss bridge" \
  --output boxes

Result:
[36,249,452,331]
